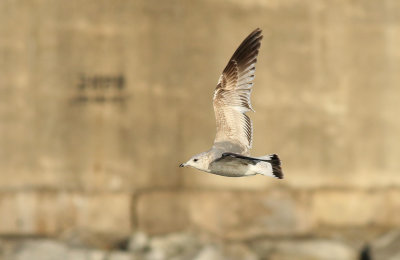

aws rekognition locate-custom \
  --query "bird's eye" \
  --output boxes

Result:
[193,159,198,162]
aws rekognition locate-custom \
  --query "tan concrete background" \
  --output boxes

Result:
[1,0,400,259]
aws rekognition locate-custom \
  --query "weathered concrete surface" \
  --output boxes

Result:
[312,190,386,227]
[136,190,313,238]
[188,190,313,239]
[136,191,189,234]
[136,189,400,238]
[1,234,364,260]
[1,0,400,193]
[252,239,356,260]
[311,189,400,227]
[0,191,131,236]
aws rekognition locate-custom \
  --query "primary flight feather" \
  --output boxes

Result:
[180,28,283,179]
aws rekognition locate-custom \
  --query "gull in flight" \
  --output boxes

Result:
[179,28,283,179]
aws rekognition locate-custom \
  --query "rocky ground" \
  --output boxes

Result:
[1,230,400,260]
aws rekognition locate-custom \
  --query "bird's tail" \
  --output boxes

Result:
[255,154,283,179]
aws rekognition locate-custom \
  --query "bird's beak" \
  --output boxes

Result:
[179,163,185,168]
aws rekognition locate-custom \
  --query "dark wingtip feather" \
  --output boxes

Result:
[228,28,263,66]
[250,28,262,37]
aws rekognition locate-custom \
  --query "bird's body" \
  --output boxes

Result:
[180,28,284,179]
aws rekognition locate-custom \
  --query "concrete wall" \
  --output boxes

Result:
[1,0,400,259]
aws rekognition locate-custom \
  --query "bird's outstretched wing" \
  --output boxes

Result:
[213,28,263,155]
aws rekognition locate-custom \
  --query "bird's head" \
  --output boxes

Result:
[179,152,209,171]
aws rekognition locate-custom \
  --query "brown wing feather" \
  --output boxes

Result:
[213,28,263,155]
